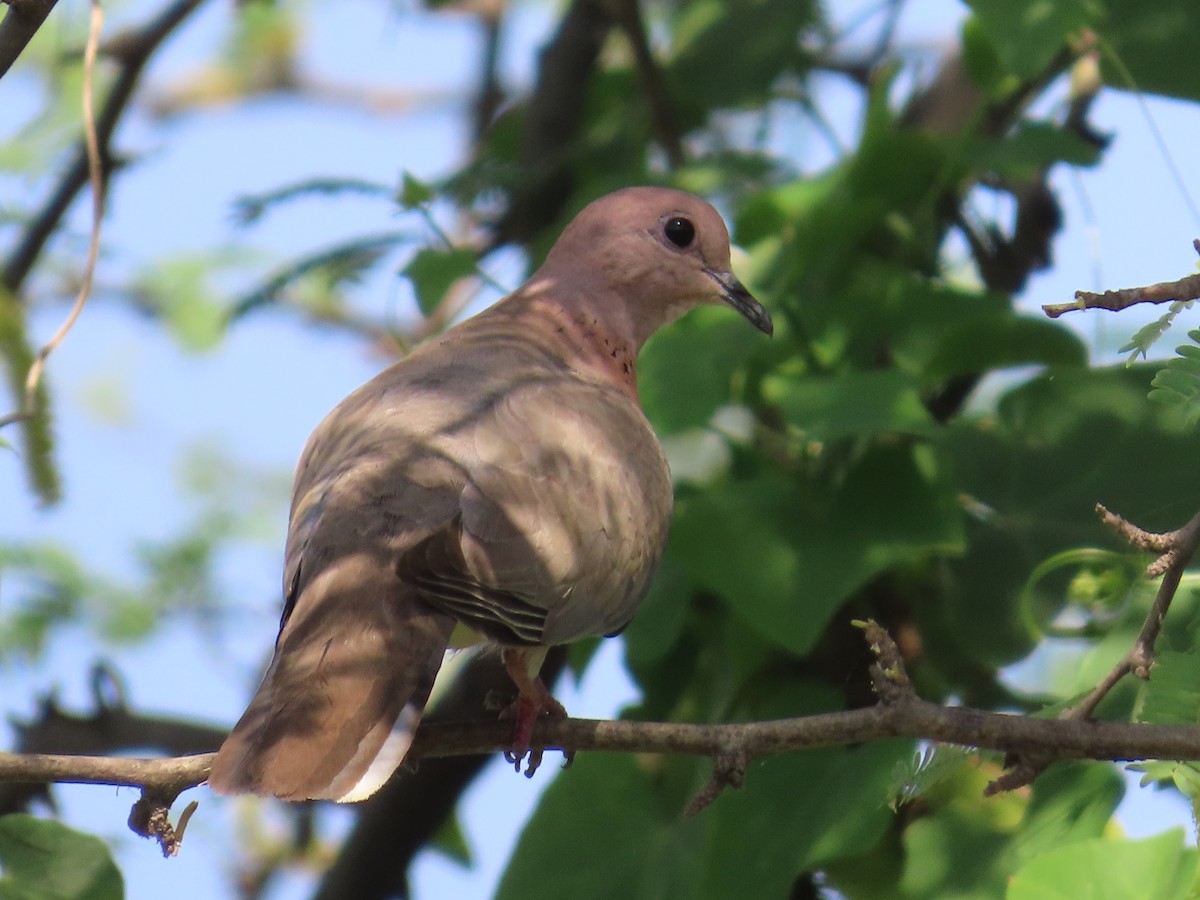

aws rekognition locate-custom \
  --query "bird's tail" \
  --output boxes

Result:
[208,553,455,802]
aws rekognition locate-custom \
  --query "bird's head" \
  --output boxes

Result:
[536,187,774,348]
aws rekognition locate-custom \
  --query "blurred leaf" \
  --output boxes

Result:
[668,0,818,122]
[232,233,403,320]
[1098,0,1200,101]
[970,121,1103,179]
[232,177,391,226]
[898,763,1122,898]
[133,257,228,352]
[1138,651,1200,726]
[1008,831,1197,900]
[702,739,909,897]
[402,247,478,316]
[0,543,98,657]
[429,814,472,867]
[0,289,61,504]
[887,744,977,810]
[640,306,770,434]
[0,814,123,900]
[965,0,1097,79]
[671,443,963,656]
[763,369,936,440]
[495,754,709,900]
[399,173,435,209]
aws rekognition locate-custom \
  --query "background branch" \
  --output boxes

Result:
[2,0,205,296]
[0,0,59,79]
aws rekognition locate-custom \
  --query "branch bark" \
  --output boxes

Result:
[1044,240,1200,318]
[7,622,1200,856]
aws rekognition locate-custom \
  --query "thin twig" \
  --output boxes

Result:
[612,0,684,168]
[1044,268,1200,318]
[21,1,104,404]
[998,506,1200,792]
[0,0,103,434]
[2,0,205,295]
[1066,505,1200,721]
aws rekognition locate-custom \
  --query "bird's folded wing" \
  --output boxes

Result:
[400,519,549,646]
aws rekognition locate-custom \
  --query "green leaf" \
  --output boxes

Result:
[1098,1,1200,101]
[667,0,818,121]
[923,314,1087,381]
[701,739,909,898]
[1138,651,1200,726]
[429,814,472,867]
[763,369,936,440]
[640,306,768,434]
[399,172,434,209]
[897,763,1123,898]
[0,289,61,504]
[0,814,123,900]
[233,233,401,320]
[970,121,1103,180]
[965,0,1098,79]
[232,177,391,225]
[1008,831,1197,900]
[402,247,478,316]
[938,365,1200,670]
[495,754,709,900]
[671,444,963,656]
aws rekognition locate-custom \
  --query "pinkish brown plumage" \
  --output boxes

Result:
[209,187,772,801]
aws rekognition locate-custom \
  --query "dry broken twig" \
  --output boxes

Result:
[1043,239,1200,318]
[988,504,1200,794]
[1068,505,1200,717]
[0,0,104,432]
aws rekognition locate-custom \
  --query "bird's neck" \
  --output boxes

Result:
[496,281,640,400]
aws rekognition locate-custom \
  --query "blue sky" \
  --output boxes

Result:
[3,1,1200,897]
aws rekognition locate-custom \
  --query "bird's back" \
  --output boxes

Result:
[285,296,674,646]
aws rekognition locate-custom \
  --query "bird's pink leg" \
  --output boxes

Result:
[501,647,568,776]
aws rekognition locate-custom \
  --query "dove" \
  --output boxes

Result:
[208,186,773,801]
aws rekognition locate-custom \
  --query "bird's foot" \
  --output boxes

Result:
[501,687,567,777]
[500,648,571,776]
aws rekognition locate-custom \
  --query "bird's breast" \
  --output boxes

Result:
[451,376,673,644]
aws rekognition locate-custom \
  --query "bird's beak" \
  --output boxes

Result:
[705,269,773,336]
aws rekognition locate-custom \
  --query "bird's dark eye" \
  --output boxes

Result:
[664,216,695,248]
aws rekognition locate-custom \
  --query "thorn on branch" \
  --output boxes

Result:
[685,747,748,817]
[854,618,916,703]
[985,757,1044,796]
[1096,503,1200,579]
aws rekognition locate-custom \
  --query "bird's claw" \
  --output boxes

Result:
[501,690,567,777]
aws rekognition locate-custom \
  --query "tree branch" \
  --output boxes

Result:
[989,505,1200,794]
[8,621,1200,855]
[1,0,205,296]
[0,0,59,80]
[1043,239,1200,318]
[1067,505,1200,717]
[610,0,684,168]
[0,662,229,817]
[492,0,615,247]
